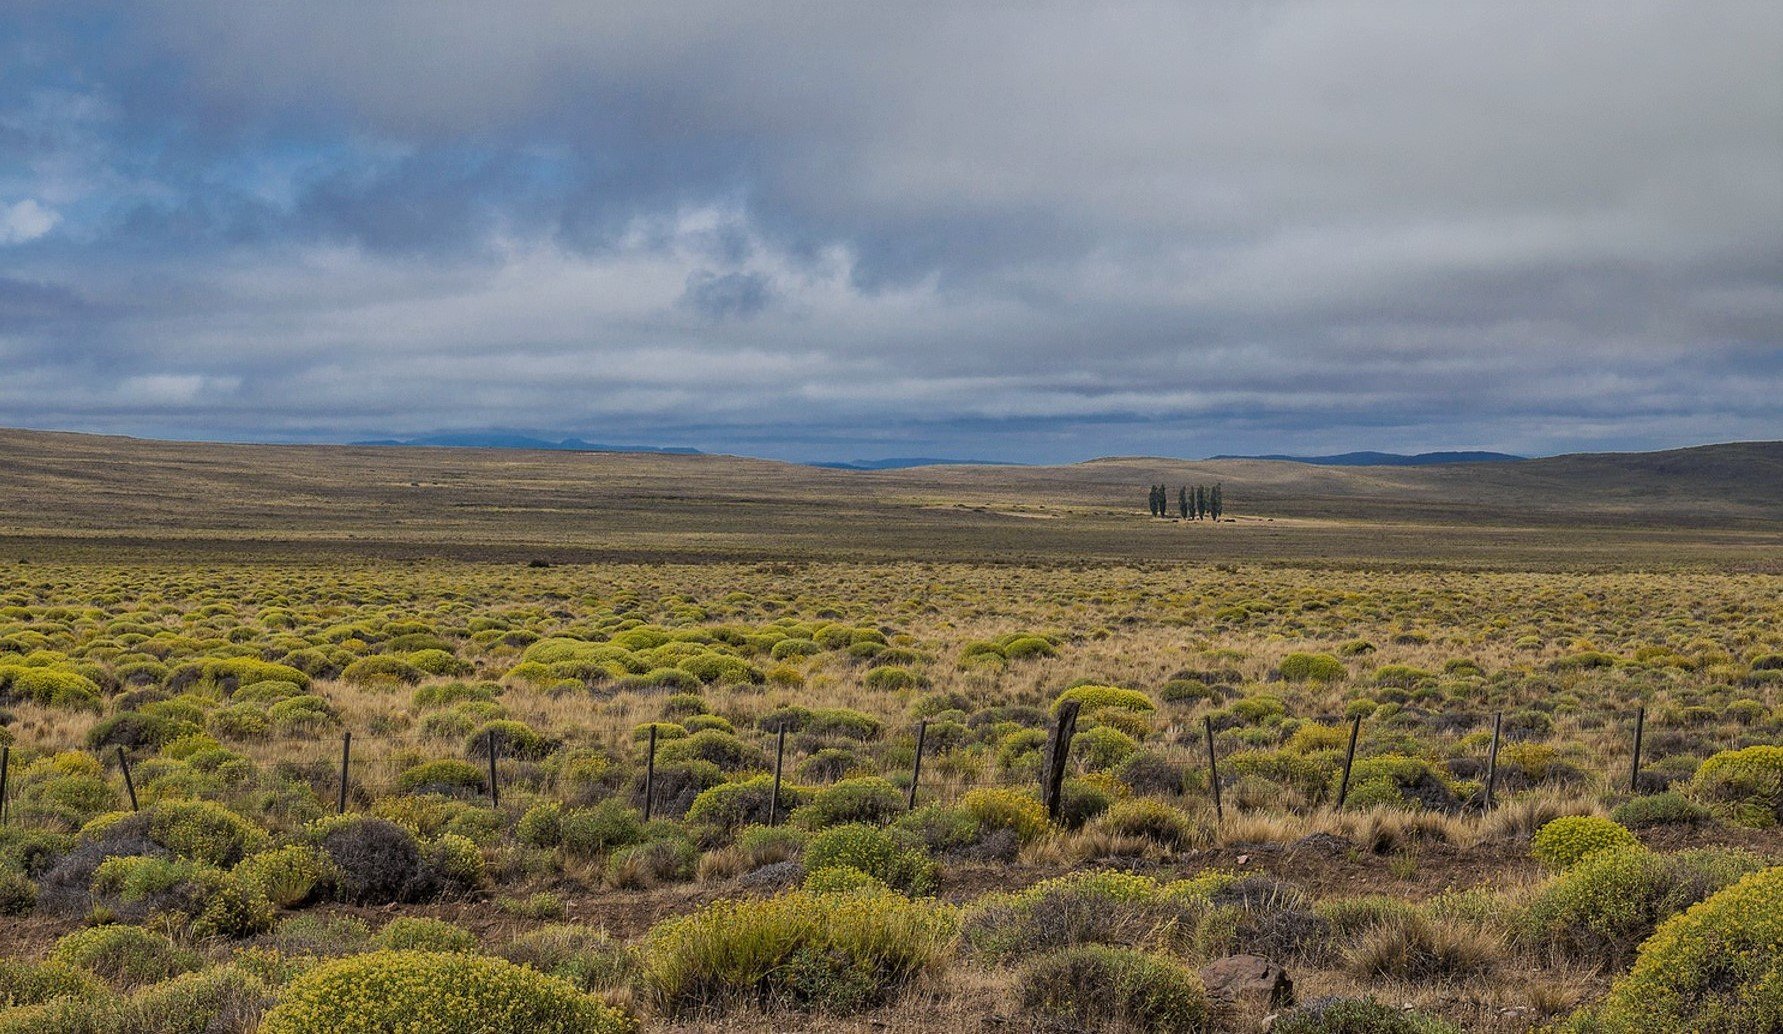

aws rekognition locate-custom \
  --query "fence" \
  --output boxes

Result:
[0,704,1671,831]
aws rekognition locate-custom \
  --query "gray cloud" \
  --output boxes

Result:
[0,2,1778,461]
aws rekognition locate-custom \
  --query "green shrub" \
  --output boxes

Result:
[0,870,36,915]
[373,917,479,953]
[641,890,953,1017]
[0,957,108,1009]
[863,665,923,692]
[1018,945,1211,1032]
[804,824,936,895]
[1099,797,1201,851]
[1278,653,1346,682]
[961,871,1194,961]
[1072,725,1140,771]
[559,801,646,857]
[804,865,890,895]
[1610,791,1710,829]
[1054,685,1155,714]
[499,924,638,994]
[960,788,1048,843]
[144,799,267,867]
[258,950,634,1033]
[340,655,425,686]
[398,759,487,794]
[1531,816,1639,870]
[685,775,809,833]
[656,729,762,771]
[234,845,336,908]
[1571,865,1783,1032]
[1688,745,1783,827]
[48,925,201,989]
[794,777,905,830]
[1523,847,1768,964]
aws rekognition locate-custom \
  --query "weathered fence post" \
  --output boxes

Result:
[907,719,928,811]
[337,730,351,815]
[1629,706,1645,794]
[643,724,658,821]
[117,746,139,812]
[1337,714,1361,809]
[1484,711,1502,811]
[1041,700,1081,821]
[768,725,787,826]
[0,745,9,826]
[1203,715,1223,821]
[485,729,500,808]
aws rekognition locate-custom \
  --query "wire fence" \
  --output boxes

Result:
[0,703,1673,832]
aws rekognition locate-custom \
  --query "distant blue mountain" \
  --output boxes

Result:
[808,457,1018,470]
[350,432,701,455]
[1208,450,1526,466]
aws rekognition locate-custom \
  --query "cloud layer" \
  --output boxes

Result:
[2,2,1779,461]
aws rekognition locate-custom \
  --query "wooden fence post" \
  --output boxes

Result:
[337,730,351,815]
[643,724,658,821]
[768,726,787,826]
[908,719,928,811]
[1337,714,1361,808]
[485,729,500,808]
[1629,706,1645,794]
[0,745,9,826]
[1484,711,1502,811]
[1041,700,1080,822]
[116,746,139,812]
[1203,715,1223,821]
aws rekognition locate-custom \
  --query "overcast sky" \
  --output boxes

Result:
[2,3,1779,463]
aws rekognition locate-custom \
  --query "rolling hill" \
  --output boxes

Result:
[0,428,1775,567]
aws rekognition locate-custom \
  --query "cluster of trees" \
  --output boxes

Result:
[1147,483,1223,520]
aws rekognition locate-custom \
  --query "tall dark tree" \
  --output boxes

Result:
[1196,485,1208,519]
[1148,484,1161,516]
[1211,483,1223,520]
[1178,486,1189,519]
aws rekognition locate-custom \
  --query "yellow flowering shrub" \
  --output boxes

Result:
[960,788,1048,842]
[1569,866,1783,1032]
[1530,816,1639,871]
[257,950,634,1034]
[1053,685,1155,714]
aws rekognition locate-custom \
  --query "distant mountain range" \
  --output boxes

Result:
[808,457,1018,470]
[1208,450,1526,466]
[350,433,701,455]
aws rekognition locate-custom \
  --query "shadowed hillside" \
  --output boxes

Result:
[0,429,1776,568]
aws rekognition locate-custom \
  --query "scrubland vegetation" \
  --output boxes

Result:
[0,556,1778,1032]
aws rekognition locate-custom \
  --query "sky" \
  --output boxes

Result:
[2,2,1780,464]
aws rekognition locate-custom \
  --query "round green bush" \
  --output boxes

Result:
[794,776,905,829]
[1278,652,1346,682]
[1523,847,1767,964]
[1531,815,1640,870]
[373,917,479,953]
[48,925,200,989]
[0,957,108,1009]
[960,787,1049,843]
[864,665,924,692]
[235,845,336,908]
[804,823,936,895]
[1576,865,1783,1032]
[804,865,890,895]
[258,950,634,1033]
[146,799,267,867]
[398,759,487,794]
[641,890,953,1017]
[1018,944,1211,1032]
[1688,745,1783,828]
[1054,684,1155,714]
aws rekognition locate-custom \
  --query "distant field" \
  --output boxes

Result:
[1,429,1778,569]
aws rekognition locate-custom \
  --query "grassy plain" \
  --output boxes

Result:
[0,430,1779,1032]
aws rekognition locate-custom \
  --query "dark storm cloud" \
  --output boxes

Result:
[0,2,1778,461]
